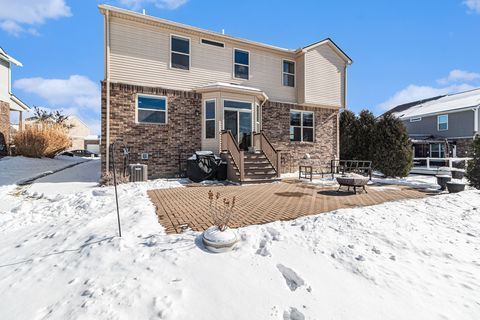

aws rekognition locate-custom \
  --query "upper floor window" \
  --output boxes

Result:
[234,49,249,80]
[437,114,448,131]
[137,95,167,124]
[171,35,190,70]
[290,110,314,142]
[205,100,216,139]
[283,60,295,87]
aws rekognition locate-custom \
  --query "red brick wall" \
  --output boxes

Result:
[262,101,339,173]
[101,82,202,179]
[0,100,10,155]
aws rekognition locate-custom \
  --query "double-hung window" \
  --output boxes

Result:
[205,100,216,139]
[283,60,295,87]
[234,49,249,79]
[437,114,448,131]
[290,110,314,142]
[171,35,190,70]
[137,95,167,124]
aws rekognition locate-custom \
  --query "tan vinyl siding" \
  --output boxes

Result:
[0,60,10,103]
[303,45,346,107]
[109,17,296,103]
[296,54,305,104]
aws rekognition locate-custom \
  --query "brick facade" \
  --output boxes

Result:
[0,100,10,155]
[102,82,339,178]
[455,138,475,157]
[101,82,202,179]
[262,101,338,173]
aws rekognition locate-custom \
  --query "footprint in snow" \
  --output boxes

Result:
[256,239,271,257]
[277,264,305,291]
[283,307,305,320]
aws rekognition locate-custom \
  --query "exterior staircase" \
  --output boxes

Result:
[220,130,281,184]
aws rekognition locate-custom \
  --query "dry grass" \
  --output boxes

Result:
[13,125,71,158]
[100,171,130,186]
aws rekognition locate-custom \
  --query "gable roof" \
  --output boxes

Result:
[98,4,352,63]
[0,47,22,67]
[298,38,352,64]
[390,88,480,119]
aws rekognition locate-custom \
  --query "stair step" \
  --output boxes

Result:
[244,162,272,168]
[241,178,282,184]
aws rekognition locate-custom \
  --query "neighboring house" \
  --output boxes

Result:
[0,47,30,155]
[99,5,352,181]
[389,88,480,158]
[24,115,96,151]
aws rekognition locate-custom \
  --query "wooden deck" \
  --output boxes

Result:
[148,180,434,234]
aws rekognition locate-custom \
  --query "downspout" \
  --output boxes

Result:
[105,10,111,172]
[338,64,347,160]
[473,106,479,137]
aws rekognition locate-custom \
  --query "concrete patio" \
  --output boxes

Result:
[148,179,434,234]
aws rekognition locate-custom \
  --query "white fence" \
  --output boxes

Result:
[412,157,472,170]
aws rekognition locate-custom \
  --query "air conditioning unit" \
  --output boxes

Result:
[129,164,148,182]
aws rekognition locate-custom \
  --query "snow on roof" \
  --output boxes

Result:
[393,88,480,119]
[195,82,269,100]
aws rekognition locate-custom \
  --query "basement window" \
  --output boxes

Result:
[137,95,167,124]
[171,35,190,70]
[290,110,314,142]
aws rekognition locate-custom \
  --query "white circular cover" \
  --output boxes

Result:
[202,226,238,253]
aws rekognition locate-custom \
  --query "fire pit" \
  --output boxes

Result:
[336,174,369,194]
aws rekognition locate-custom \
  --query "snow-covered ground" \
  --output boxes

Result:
[0,159,479,319]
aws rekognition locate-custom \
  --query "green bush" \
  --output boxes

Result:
[466,136,480,189]
[339,110,413,177]
[339,110,359,160]
[374,114,413,177]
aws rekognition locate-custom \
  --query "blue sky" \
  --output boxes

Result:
[0,0,479,135]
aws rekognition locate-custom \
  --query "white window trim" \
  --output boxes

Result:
[282,59,295,88]
[233,48,250,80]
[135,93,168,125]
[410,117,422,122]
[204,99,216,139]
[170,34,191,71]
[200,38,225,48]
[290,109,315,143]
[437,114,448,131]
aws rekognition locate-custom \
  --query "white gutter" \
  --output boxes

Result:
[105,10,111,171]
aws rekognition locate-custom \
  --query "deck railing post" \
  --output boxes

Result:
[239,150,245,181]
[426,158,430,169]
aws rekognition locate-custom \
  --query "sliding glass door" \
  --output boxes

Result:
[223,100,252,150]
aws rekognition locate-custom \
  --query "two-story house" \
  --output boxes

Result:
[99,5,352,181]
[0,47,30,155]
[389,88,479,159]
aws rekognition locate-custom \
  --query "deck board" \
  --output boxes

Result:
[148,180,435,234]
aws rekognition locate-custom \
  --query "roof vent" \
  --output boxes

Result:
[142,9,146,15]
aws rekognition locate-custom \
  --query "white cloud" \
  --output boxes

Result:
[0,0,71,36]
[464,0,480,14]
[437,69,480,85]
[378,83,475,111]
[14,75,100,111]
[117,0,188,10]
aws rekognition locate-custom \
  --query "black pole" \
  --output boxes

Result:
[111,142,122,237]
